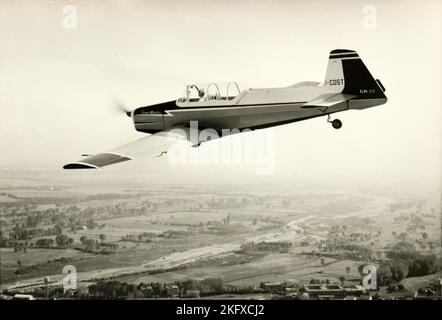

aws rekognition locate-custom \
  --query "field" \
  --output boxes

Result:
[0,170,441,299]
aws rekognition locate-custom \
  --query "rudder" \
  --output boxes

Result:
[325,49,386,100]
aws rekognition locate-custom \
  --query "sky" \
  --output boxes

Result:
[0,0,440,187]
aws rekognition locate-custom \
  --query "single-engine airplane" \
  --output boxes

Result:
[64,49,387,169]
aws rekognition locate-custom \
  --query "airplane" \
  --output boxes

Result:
[63,49,387,169]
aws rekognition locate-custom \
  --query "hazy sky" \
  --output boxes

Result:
[0,0,440,186]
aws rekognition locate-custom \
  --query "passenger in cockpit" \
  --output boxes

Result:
[198,88,206,100]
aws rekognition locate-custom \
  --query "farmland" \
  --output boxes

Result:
[0,169,440,299]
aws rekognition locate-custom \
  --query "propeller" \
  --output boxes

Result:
[112,98,133,117]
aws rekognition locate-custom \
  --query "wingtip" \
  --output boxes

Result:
[63,162,99,169]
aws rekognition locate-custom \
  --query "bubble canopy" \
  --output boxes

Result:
[177,82,248,104]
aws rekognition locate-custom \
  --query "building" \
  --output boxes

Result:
[166,285,179,297]
[12,294,35,300]
[344,285,366,297]
[139,284,153,296]
[263,282,286,293]
[303,284,366,299]
[184,290,200,298]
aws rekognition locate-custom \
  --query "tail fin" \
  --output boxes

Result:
[324,49,386,100]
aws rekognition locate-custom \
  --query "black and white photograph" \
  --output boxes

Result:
[0,0,441,310]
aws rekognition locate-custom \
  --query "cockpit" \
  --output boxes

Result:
[177,82,246,104]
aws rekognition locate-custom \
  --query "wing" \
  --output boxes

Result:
[300,93,356,109]
[63,126,198,169]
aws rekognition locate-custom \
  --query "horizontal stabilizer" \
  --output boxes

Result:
[287,81,321,88]
[300,93,355,109]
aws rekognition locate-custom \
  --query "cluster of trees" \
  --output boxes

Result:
[0,237,8,247]
[306,278,348,286]
[8,224,60,241]
[88,281,141,299]
[240,241,292,253]
[347,231,381,242]
[322,243,373,260]
[308,278,331,284]
[55,234,74,248]
[79,236,118,254]
[391,231,409,241]
[207,197,253,210]
[8,235,74,249]
[362,260,409,286]
[389,201,420,213]
[80,236,100,252]
[87,278,225,299]
[359,241,442,286]
[13,242,28,253]
[158,230,189,239]
[6,217,99,243]
[1,203,106,245]
[121,232,156,242]
[25,213,46,228]
[35,238,55,248]
[386,241,441,277]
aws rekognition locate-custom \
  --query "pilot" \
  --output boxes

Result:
[198,88,206,99]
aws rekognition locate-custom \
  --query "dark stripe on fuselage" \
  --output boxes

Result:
[135,100,308,114]
[244,112,338,131]
[134,100,177,114]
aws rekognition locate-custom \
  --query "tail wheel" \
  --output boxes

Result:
[332,119,342,129]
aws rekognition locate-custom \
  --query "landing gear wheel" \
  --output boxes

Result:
[332,119,342,129]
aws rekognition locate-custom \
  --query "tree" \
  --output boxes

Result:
[345,266,351,274]
[361,260,409,287]
[88,284,97,297]
[408,255,439,277]
[397,232,408,241]
[422,232,428,241]
[85,239,96,252]
[99,234,106,243]
[339,276,346,285]
[80,236,87,245]
[86,219,96,230]
[387,241,416,262]
[54,223,63,235]
[55,234,72,248]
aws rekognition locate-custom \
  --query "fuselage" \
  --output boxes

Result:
[132,82,386,134]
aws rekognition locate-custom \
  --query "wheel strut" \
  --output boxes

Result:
[327,115,342,129]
